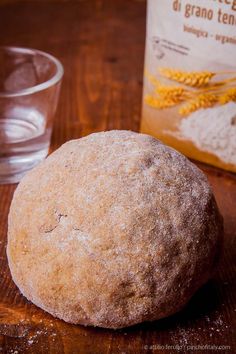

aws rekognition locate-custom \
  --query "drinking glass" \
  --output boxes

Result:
[0,46,63,184]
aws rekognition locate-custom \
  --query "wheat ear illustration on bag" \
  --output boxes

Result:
[145,68,236,116]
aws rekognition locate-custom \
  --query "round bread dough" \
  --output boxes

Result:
[7,130,223,329]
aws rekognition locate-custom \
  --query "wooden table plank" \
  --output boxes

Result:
[0,1,235,353]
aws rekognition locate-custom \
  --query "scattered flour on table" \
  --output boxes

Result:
[178,102,236,165]
[169,311,230,346]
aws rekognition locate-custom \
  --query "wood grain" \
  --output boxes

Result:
[0,1,235,353]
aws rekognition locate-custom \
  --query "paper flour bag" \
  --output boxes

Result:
[141,0,236,172]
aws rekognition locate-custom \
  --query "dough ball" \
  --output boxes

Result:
[7,130,223,329]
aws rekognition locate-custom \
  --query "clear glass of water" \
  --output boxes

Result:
[0,46,63,184]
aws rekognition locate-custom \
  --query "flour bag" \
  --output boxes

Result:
[141,0,236,172]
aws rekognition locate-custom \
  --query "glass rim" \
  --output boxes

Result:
[0,46,64,98]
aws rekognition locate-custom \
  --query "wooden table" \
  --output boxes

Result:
[0,1,235,353]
